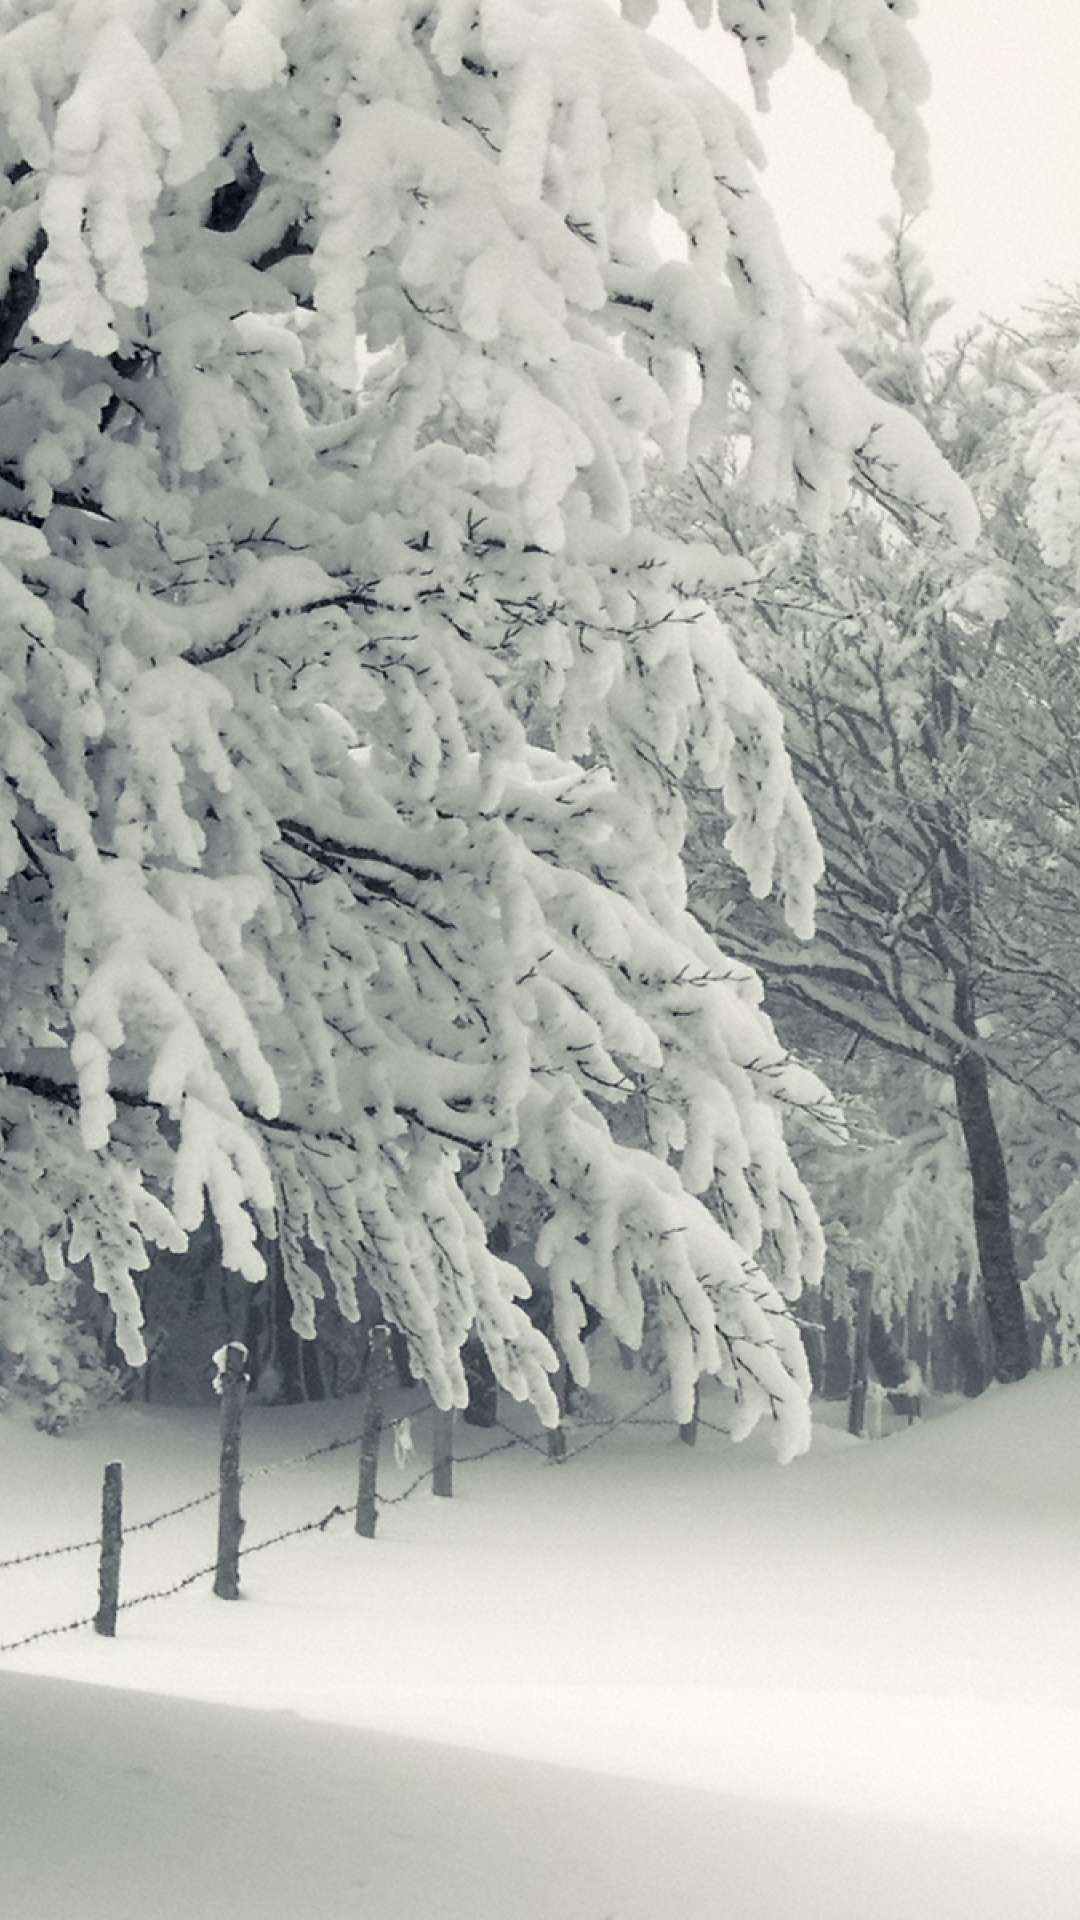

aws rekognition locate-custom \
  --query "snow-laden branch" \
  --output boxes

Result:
[0,0,963,1444]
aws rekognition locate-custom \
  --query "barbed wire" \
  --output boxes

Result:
[0,1384,724,1654]
[115,1559,220,1617]
[0,1461,319,1577]
[236,1506,351,1558]
[571,1385,669,1453]
[377,1464,436,1507]
[456,1433,522,1466]
[491,1383,671,1462]
[238,1425,366,1484]
[0,1426,387,1579]
[0,1516,348,1656]
[125,1486,219,1535]
[0,1382,690,1579]
[492,1416,549,1456]
[0,1534,100,1573]
[0,1610,100,1655]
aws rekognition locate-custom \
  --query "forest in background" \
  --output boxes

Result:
[671,221,1080,1405]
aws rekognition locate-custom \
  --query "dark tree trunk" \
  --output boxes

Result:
[951,1047,1030,1383]
[847,1267,874,1437]
[461,1333,498,1426]
[355,1324,390,1538]
[932,624,1030,1389]
[0,229,45,367]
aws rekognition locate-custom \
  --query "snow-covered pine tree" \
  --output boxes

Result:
[0,0,971,1450]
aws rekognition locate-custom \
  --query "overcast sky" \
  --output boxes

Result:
[651,0,1080,336]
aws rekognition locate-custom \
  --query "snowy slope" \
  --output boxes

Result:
[2,1362,1079,1918]
[5,1668,1077,1920]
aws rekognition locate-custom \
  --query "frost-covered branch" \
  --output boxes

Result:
[0,0,954,1441]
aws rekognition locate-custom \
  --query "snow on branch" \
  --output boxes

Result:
[0,0,966,1448]
[627,0,931,210]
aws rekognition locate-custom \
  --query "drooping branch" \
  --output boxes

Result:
[0,1063,480,1153]
[277,819,438,886]
[274,819,452,928]
[182,587,380,666]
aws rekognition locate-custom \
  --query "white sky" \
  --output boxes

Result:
[651,0,1080,335]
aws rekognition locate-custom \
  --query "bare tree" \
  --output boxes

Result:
[664,231,1080,1383]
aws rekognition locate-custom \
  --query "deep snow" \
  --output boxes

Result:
[2,1357,1079,1918]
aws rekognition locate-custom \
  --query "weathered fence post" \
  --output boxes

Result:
[94,1461,123,1637]
[433,1406,454,1498]
[213,1342,248,1600]
[356,1323,391,1537]
[547,1350,568,1461]
[848,1268,875,1438]
[680,1386,699,1448]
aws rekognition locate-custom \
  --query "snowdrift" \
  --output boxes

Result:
[1,1365,1078,1917]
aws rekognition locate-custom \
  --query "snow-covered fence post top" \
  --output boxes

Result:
[0,0,975,1462]
[213,1343,248,1600]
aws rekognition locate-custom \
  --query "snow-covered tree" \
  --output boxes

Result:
[666,228,1080,1385]
[0,0,970,1451]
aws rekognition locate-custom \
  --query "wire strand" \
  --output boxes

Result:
[0,1386,701,1653]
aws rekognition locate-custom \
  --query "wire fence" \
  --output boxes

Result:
[0,1420,378,1576]
[0,1374,726,1658]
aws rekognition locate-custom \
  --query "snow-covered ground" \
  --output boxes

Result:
[2,1355,1079,1918]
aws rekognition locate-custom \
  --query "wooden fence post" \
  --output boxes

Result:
[547,1347,568,1461]
[356,1323,391,1537]
[848,1268,874,1438]
[213,1342,247,1600]
[433,1407,454,1498]
[680,1385,699,1447]
[94,1461,123,1637]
